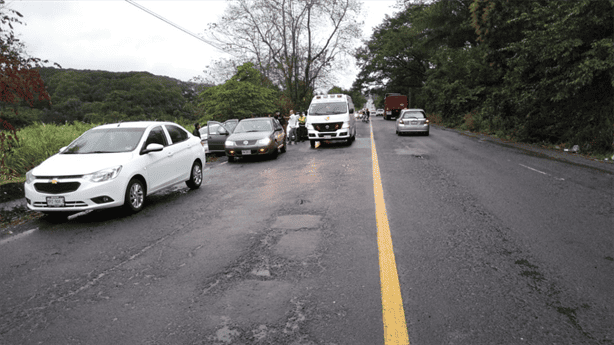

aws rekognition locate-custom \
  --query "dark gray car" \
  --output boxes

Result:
[224,117,286,162]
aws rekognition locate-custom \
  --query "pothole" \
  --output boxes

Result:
[209,280,295,325]
[273,230,321,260]
[271,215,322,230]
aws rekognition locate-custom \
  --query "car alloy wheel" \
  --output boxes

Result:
[186,161,202,189]
[125,178,145,213]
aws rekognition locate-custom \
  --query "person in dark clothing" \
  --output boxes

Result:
[193,123,201,138]
[274,112,287,136]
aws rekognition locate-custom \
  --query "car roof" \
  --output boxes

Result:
[241,117,272,122]
[402,109,425,112]
[93,121,178,129]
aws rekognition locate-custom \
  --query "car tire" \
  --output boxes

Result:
[424,130,429,136]
[186,161,202,190]
[271,146,279,159]
[280,141,287,153]
[310,140,316,148]
[228,156,235,163]
[124,178,145,213]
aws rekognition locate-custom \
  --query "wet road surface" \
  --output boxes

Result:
[1,118,612,344]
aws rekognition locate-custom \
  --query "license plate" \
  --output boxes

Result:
[241,150,251,155]
[411,121,418,125]
[324,135,332,139]
[47,196,65,207]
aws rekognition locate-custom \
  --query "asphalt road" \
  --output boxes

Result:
[0,118,612,344]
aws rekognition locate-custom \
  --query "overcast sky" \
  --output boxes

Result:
[7,0,399,89]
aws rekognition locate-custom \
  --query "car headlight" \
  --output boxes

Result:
[225,140,236,147]
[26,170,35,184]
[342,121,349,129]
[257,137,271,145]
[88,166,122,183]
[306,124,314,130]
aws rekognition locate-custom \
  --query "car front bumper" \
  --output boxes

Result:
[307,130,351,141]
[225,144,276,157]
[25,178,127,212]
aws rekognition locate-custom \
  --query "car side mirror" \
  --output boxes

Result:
[59,146,67,153]
[142,143,164,154]
[218,128,229,135]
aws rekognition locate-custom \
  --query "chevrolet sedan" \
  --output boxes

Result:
[396,109,430,136]
[25,121,206,219]
[224,117,286,162]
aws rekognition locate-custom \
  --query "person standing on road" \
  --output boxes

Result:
[298,112,307,142]
[274,112,286,132]
[287,110,299,145]
[193,123,201,138]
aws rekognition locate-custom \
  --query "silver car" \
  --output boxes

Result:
[396,109,429,136]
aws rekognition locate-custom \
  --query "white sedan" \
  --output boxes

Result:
[25,121,206,219]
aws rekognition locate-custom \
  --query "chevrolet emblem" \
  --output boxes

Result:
[51,179,58,184]
[325,116,330,121]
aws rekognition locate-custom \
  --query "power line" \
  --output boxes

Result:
[124,0,230,53]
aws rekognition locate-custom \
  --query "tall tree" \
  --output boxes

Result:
[198,62,279,121]
[0,0,52,112]
[205,0,363,111]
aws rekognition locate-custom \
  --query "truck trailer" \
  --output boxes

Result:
[384,93,408,120]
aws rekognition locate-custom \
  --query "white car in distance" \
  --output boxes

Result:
[25,121,206,220]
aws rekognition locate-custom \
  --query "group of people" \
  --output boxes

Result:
[285,110,307,144]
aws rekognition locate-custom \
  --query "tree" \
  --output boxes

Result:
[1,0,54,178]
[472,0,614,151]
[205,0,363,111]
[1,0,52,110]
[327,85,365,109]
[198,62,279,121]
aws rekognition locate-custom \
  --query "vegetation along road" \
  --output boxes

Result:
[1,118,612,344]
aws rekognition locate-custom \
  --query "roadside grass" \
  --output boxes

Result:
[443,110,614,161]
[2,122,98,177]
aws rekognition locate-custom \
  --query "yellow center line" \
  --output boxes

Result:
[370,122,410,345]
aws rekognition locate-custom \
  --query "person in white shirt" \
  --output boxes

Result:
[287,110,299,145]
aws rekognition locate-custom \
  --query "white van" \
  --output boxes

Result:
[306,94,356,148]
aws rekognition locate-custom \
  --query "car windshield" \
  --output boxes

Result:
[224,120,238,132]
[234,120,272,133]
[402,111,425,119]
[309,102,348,116]
[63,127,146,154]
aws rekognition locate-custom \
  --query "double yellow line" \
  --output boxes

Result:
[370,124,410,344]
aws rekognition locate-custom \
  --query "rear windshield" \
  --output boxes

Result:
[63,128,146,154]
[401,111,425,119]
[309,102,348,116]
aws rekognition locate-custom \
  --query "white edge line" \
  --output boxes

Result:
[519,164,565,181]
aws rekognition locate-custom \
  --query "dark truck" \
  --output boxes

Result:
[384,93,408,120]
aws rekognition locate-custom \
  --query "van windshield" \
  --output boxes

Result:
[309,102,348,116]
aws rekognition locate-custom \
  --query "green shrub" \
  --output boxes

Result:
[3,122,97,175]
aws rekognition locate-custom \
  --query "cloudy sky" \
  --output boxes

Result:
[7,0,399,89]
